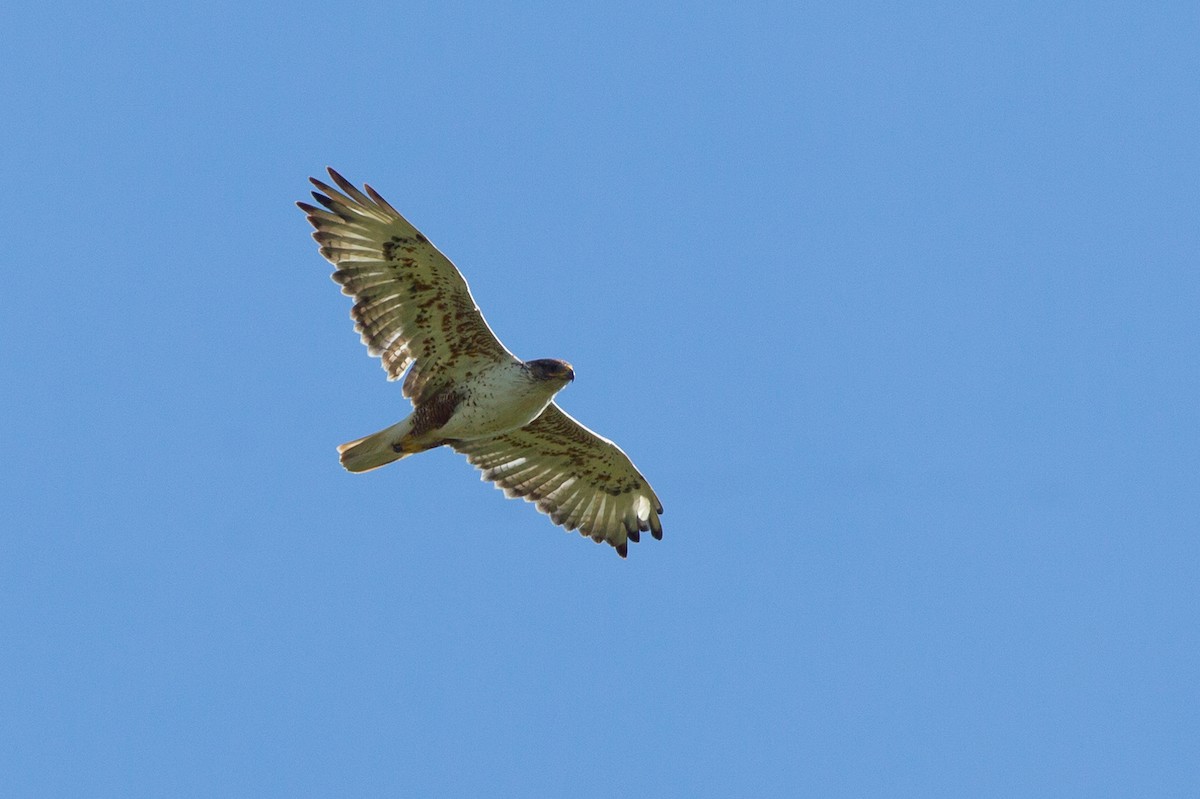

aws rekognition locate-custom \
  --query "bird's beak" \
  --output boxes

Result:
[566,367,575,382]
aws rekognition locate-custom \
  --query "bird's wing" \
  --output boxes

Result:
[298,168,515,403]
[451,404,663,557]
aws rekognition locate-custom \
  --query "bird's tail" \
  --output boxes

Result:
[337,418,415,473]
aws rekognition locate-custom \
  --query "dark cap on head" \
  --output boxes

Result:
[527,358,575,382]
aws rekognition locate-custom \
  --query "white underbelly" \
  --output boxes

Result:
[438,364,559,440]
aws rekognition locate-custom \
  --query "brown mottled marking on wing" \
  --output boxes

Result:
[297,168,516,404]
[450,404,663,558]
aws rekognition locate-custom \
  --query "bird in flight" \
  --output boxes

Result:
[298,169,662,557]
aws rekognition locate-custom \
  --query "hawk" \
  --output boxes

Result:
[298,169,663,557]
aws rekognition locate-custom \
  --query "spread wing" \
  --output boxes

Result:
[298,168,515,403]
[451,405,663,558]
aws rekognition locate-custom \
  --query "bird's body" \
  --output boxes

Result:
[298,169,662,557]
[338,358,572,471]
[433,359,574,441]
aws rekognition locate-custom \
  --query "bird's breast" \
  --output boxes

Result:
[437,364,561,440]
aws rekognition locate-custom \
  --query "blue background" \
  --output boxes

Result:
[3,2,1197,796]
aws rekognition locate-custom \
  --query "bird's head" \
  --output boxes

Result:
[527,358,575,384]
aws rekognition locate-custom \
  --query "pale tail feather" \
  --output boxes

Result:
[337,418,414,473]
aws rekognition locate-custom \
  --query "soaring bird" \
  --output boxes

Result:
[298,170,663,557]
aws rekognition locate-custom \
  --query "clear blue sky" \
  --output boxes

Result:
[2,2,1197,796]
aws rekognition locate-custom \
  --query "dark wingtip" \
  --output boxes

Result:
[327,167,353,191]
[616,541,628,558]
[365,182,396,212]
